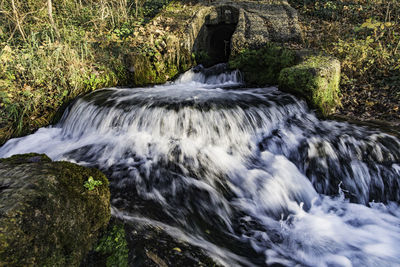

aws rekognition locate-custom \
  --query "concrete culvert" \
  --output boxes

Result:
[207,23,236,64]
[192,6,239,66]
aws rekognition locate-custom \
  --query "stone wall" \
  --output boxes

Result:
[127,0,303,84]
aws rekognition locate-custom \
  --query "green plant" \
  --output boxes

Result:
[84,176,103,191]
[229,44,296,85]
[193,50,212,66]
[95,224,129,267]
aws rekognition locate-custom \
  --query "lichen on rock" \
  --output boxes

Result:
[0,153,111,266]
[278,55,341,116]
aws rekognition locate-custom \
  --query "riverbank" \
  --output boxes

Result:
[288,0,400,126]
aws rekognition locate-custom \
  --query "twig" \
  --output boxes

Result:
[47,0,60,39]
[10,0,26,42]
[385,2,390,23]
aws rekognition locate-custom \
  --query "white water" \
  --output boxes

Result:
[1,65,400,266]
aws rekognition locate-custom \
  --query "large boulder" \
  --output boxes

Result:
[279,55,341,115]
[0,153,110,266]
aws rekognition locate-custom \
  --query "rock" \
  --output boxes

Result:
[229,0,303,54]
[191,1,302,66]
[124,221,223,267]
[83,215,223,267]
[190,1,302,52]
[278,55,341,116]
[0,153,110,266]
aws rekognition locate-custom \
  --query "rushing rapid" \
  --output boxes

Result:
[1,64,400,266]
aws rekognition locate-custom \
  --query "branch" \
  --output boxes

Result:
[47,0,60,39]
[10,0,26,42]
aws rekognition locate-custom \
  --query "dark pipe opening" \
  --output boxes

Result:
[192,6,239,67]
[207,23,236,64]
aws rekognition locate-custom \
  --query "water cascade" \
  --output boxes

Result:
[1,65,400,266]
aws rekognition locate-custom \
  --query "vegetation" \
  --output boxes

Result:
[1,0,399,145]
[288,0,400,123]
[94,223,129,267]
[84,176,104,191]
[0,0,171,144]
[229,44,296,85]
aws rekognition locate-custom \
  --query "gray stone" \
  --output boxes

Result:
[189,0,302,58]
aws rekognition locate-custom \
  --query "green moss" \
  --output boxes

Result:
[229,43,296,85]
[95,223,129,267]
[131,54,157,85]
[165,64,179,80]
[278,55,341,116]
[193,50,212,67]
[130,47,191,86]
[0,153,51,164]
[0,154,111,266]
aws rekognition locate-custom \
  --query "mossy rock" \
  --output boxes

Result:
[278,55,341,116]
[229,44,296,85]
[128,51,189,86]
[0,153,111,266]
[125,222,223,267]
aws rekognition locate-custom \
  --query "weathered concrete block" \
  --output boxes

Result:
[279,55,341,115]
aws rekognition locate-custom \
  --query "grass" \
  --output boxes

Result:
[0,0,171,144]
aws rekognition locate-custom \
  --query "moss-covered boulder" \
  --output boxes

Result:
[0,153,110,266]
[278,55,341,115]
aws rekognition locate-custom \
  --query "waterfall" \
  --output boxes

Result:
[1,64,400,266]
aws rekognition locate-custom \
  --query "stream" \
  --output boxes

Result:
[1,65,400,266]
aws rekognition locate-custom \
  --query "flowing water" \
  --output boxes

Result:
[1,65,400,266]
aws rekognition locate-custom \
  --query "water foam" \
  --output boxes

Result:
[1,66,399,266]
